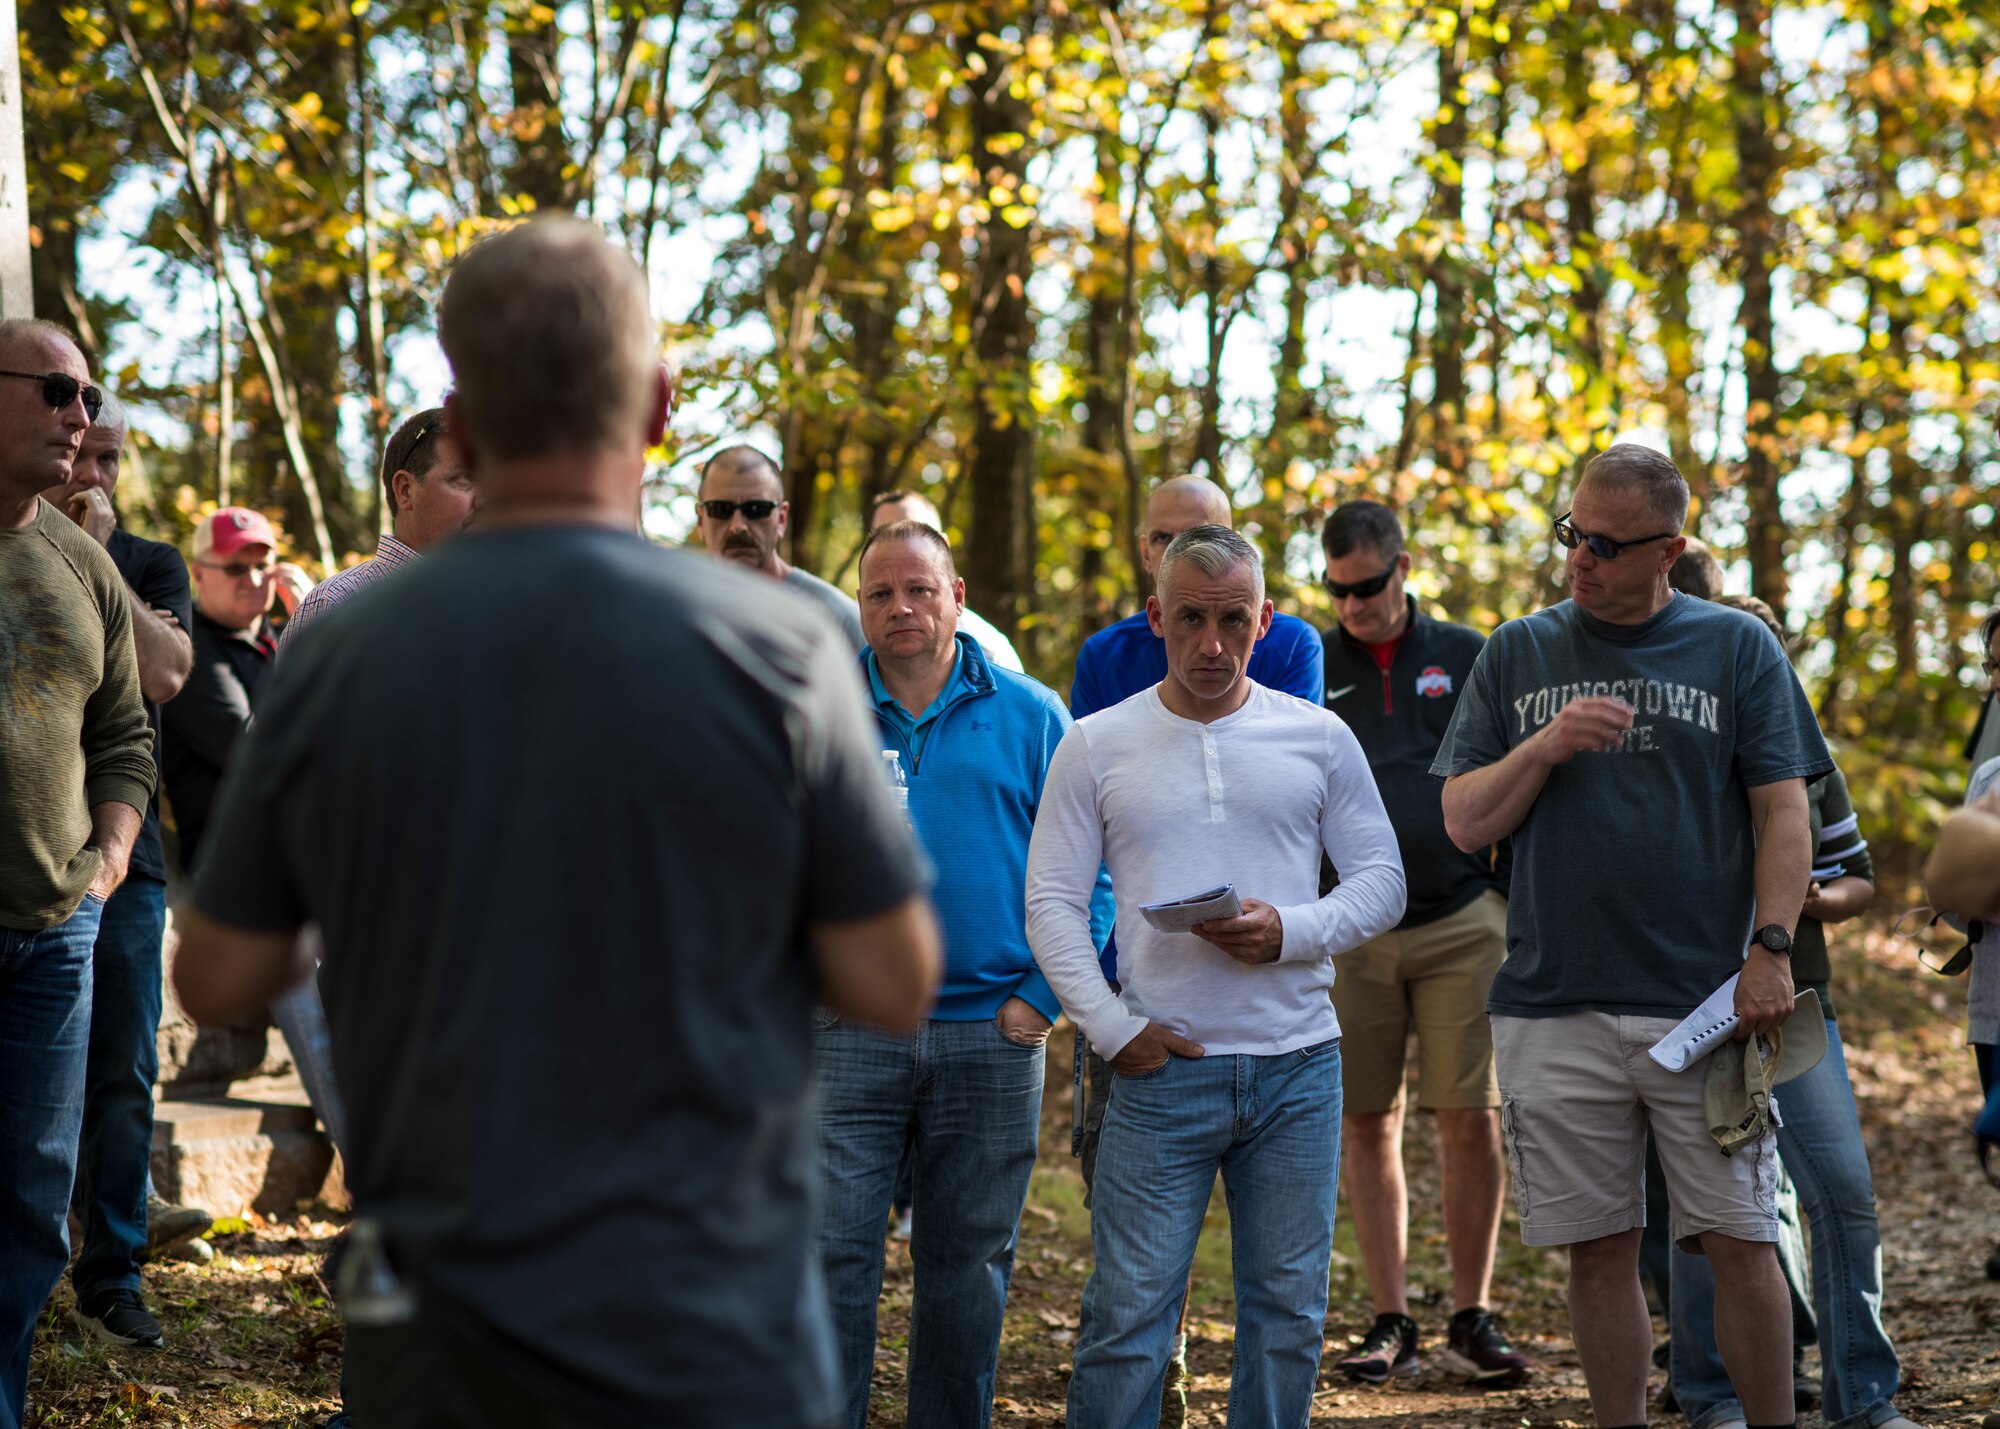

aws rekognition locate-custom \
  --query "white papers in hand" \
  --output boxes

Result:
[1648,974,1740,1072]
[1139,884,1243,932]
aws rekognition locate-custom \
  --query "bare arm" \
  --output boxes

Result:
[85,801,143,902]
[1441,696,1637,850]
[127,594,193,704]
[1736,777,1810,1036]
[1802,874,1872,924]
[173,909,314,1025]
[811,894,942,1032]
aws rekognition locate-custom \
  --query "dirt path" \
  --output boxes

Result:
[28,918,2000,1426]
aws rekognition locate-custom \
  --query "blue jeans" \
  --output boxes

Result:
[0,896,104,1429]
[813,1016,1046,1429]
[1670,1019,1903,1429]
[270,963,348,1156]
[71,875,166,1301]
[1069,1040,1342,1429]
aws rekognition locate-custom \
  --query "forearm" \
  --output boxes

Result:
[1751,789,1812,936]
[87,800,144,896]
[1442,740,1556,851]
[1809,875,1873,923]
[127,589,193,704]
[1027,896,1142,1057]
[174,909,313,1024]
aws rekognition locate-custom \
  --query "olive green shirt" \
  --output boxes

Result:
[0,498,156,929]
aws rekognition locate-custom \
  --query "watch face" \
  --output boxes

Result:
[1759,926,1789,951]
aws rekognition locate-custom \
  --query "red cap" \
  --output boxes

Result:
[193,508,278,562]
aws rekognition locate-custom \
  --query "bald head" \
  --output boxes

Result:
[1141,477,1233,579]
[699,445,783,500]
[439,217,662,462]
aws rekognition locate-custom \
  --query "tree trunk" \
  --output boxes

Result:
[1194,105,1224,480]
[960,11,1036,639]
[504,0,568,211]
[1731,0,1785,619]
[1430,0,1469,477]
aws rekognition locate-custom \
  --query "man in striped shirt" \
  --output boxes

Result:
[278,407,474,653]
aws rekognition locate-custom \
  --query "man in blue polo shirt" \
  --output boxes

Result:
[1066,475,1323,1424]
[815,519,1111,1429]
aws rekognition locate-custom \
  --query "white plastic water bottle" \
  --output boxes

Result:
[880,749,911,818]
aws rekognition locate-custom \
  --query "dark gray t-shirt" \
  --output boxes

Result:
[783,565,864,652]
[1430,593,1831,1018]
[194,528,923,1429]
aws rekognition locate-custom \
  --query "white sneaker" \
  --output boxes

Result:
[891,1209,913,1241]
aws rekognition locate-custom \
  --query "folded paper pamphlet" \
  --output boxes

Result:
[1139,884,1243,932]
[1649,974,1741,1072]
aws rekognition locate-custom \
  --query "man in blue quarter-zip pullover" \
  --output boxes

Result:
[816,520,1113,1429]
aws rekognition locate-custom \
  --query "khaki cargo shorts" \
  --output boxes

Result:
[1492,1011,1780,1251]
[1330,890,1507,1115]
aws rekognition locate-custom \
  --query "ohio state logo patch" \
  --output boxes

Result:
[1415,666,1453,698]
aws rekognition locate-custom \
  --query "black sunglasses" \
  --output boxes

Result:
[1323,557,1401,601]
[700,498,779,522]
[0,369,103,422]
[1553,512,1677,560]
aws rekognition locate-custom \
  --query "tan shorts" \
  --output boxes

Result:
[1330,890,1507,1114]
[1492,1012,1780,1251]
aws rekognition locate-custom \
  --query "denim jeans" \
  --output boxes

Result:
[1069,1040,1342,1429]
[71,875,166,1302]
[0,896,104,1429]
[813,1016,1046,1429]
[1670,1019,1903,1429]
[270,955,348,1156]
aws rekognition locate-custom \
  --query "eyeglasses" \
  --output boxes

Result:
[700,499,779,522]
[1324,557,1401,601]
[1553,512,1678,560]
[198,558,274,580]
[1893,906,1979,977]
[1983,659,1999,676]
[0,369,103,421]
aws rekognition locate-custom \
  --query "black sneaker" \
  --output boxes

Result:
[73,1288,163,1348]
[1986,1239,2000,1282]
[1335,1312,1419,1383]
[1439,1306,1534,1387]
[1793,1347,1820,1410]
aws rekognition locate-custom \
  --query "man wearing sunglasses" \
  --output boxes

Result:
[161,508,306,871]
[1318,499,1530,1387]
[0,318,157,1428]
[1432,443,1832,1429]
[695,445,865,651]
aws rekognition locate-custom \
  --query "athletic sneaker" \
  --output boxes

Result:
[143,1194,214,1260]
[1335,1312,1419,1383]
[73,1288,164,1348]
[1439,1306,1534,1386]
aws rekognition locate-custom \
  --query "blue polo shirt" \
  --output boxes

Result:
[867,643,973,766]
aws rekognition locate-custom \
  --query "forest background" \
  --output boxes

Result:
[21,0,1998,871]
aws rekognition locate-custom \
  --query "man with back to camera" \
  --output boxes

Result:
[0,318,156,1428]
[171,216,942,1428]
[1028,523,1405,1427]
[1432,443,1830,1429]
[814,518,1111,1428]
[38,388,216,1347]
[696,444,865,651]
[1318,498,1531,1385]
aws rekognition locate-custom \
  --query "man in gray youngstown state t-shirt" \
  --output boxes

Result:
[1430,444,1831,1429]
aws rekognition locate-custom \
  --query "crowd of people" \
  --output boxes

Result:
[0,213,1990,1429]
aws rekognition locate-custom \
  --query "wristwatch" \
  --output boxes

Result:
[1753,924,1792,955]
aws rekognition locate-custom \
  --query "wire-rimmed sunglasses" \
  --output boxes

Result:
[1553,512,1677,560]
[0,369,103,422]
[1893,905,1979,977]
[700,499,779,521]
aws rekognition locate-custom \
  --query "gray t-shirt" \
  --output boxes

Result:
[1431,593,1831,1018]
[194,528,923,1428]
[1961,756,2000,1046]
[784,564,864,652]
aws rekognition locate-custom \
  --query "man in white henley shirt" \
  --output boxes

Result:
[1027,524,1405,1428]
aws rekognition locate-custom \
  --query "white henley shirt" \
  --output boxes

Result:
[1026,681,1406,1060]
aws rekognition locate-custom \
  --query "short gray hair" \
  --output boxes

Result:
[91,389,129,439]
[439,216,657,461]
[1156,524,1264,604]
[1579,444,1690,532]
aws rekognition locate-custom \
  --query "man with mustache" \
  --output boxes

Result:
[0,318,156,1427]
[696,444,864,651]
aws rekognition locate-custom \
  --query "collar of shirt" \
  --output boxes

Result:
[374,532,420,569]
[866,637,974,745]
